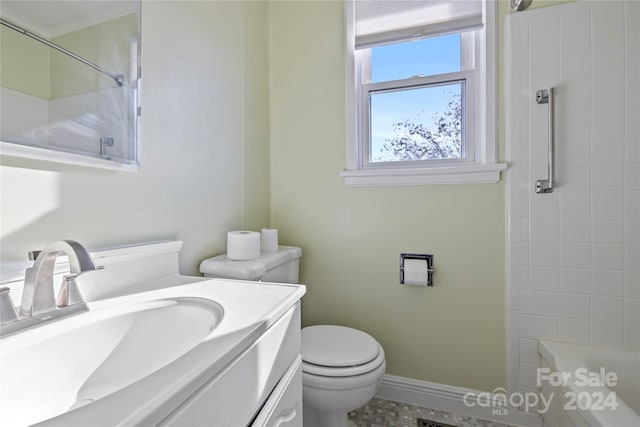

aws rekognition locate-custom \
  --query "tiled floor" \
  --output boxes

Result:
[348,398,516,427]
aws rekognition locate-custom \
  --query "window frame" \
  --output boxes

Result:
[342,0,506,186]
[361,70,475,169]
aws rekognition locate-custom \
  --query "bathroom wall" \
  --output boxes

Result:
[0,25,50,98]
[268,1,506,392]
[0,1,271,274]
[50,13,137,98]
[505,0,639,408]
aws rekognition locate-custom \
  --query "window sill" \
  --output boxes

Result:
[340,163,508,187]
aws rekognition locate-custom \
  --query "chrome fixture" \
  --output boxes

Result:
[1,240,96,337]
[0,288,19,324]
[535,88,556,194]
[56,275,84,308]
[400,253,434,286]
[0,18,125,87]
[511,0,533,12]
[100,137,115,157]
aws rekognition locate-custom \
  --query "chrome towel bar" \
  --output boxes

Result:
[535,87,556,193]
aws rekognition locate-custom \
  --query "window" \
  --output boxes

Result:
[342,0,506,186]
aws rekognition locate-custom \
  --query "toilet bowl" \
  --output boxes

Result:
[199,246,386,426]
[301,325,385,427]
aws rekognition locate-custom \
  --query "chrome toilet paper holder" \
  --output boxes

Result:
[400,253,434,286]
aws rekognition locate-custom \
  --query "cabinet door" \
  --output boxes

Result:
[252,355,303,427]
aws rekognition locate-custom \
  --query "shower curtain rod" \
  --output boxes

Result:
[1,18,125,87]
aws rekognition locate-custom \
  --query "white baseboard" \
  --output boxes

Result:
[375,374,542,427]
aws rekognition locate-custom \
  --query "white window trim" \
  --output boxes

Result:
[342,0,506,187]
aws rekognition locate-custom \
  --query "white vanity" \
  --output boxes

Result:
[0,241,306,426]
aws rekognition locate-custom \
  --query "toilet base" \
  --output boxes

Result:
[303,402,349,427]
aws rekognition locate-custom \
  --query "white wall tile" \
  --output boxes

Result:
[530,217,559,242]
[591,270,625,297]
[591,296,624,322]
[530,242,559,267]
[507,281,521,310]
[559,191,590,217]
[560,242,590,268]
[560,217,590,242]
[531,190,559,217]
[558,138,590,166]
[625,244,639,272]
[624,325,639,350]
[529,315,558,340]
[592,82,624,117]
[624,298,640,325]
[627,218,640,244]
[626,164,640,191]
[591,321,624,348]
[519,338,540,365]
[592,106,624,141]
[519,217,530,241]
[625,271,640,298]
[520,266,530,289]
[591,163,624,190]
[627,113,640,161]
[530,291,559,317]
[520,289,529,314]
[519,190,531,217]
[559,268,590,293]
[506,0,639,397]
[519,362,540,389]
[592,217,625,244]
[559,165,590,192]
[559,293,590,319]
[559,318,590,344]
[520,242,530,266]
[531,9,559,45]
[592,1,625,34]
[520,314,530,337]
[625,191,640,217]
[592,243,625,270]
[592,191,624,217]
[531,40,559,90]
[530,267,559,292]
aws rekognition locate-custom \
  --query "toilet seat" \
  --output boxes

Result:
[302,325,384,377]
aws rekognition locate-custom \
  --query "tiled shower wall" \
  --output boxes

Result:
[504,0,639,403]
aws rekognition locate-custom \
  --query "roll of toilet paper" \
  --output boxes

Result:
[260,228,278,252]
[227,231,261,260]
[403,258,430,286]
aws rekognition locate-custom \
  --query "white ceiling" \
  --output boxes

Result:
[1,1,137,38]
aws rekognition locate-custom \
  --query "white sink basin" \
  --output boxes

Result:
[0,296,223,426]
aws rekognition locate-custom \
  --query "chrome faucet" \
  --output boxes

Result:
[1,240,96,337]
[20,240,95,316]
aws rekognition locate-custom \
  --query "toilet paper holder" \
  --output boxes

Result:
[400,253,434,286]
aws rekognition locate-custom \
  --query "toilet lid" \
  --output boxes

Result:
[302,325,380,367]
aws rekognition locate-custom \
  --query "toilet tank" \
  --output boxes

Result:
[199,246,301,283]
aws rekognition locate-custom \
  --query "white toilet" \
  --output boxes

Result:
[200,246,386,427]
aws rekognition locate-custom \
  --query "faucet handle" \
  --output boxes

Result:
[56,275,84,308]
[0,287,19,324]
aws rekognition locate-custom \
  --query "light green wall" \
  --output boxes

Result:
[0,1,270,274]
[50,13,137,98]
[267,0,574,393]
[0,0,575,394]
[0,25,50,99]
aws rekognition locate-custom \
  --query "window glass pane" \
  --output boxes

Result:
[371,34,461,82]
[370,82,463,163]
